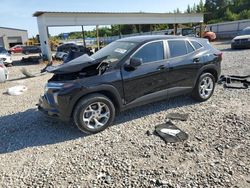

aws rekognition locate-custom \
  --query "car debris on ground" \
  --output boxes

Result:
[218,75,250,89]
[165,112,189,121]
[6,85,28,96]
[154,121,189,143]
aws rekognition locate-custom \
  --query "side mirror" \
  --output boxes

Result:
[130,57,142,68]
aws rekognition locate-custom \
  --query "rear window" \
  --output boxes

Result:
[191,41,203,50]
[168,40,187,58]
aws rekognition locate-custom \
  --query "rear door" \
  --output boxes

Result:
[165,39,203,90]
[121,40,168,104]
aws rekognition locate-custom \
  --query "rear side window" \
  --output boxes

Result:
[191,41,203,50]
[168,40,187,58]
[133,41,164,63]
[186,41,195,53]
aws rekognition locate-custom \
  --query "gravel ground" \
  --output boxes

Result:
[0,42,249,187]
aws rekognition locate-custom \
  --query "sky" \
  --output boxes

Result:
[0,0,201,37]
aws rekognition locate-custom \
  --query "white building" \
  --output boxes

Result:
[0,27,28,49]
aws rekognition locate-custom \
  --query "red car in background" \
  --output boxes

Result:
[10,45,23,53]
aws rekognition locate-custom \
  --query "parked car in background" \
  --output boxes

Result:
[0,46,12,66]
[54,43,78,60]
[0,60,8,83]
[54,43,92,61]
[22,45,41,55]
[10,45,23,53]
[39,35,222,134]
[231,27,250,49]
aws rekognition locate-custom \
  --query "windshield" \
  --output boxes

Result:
[239,28,250,36]
[91,41,137,63]
[0,47,7,53]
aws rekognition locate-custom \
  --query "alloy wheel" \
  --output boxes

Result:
[83,102,110,129]
[199,76,214,99]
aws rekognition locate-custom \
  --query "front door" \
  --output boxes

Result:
[121,41,168,104]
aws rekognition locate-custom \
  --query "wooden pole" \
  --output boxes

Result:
[119,25,122,39]
[96,25,100,50]
[81,25,86,47]
[199,23,203,38]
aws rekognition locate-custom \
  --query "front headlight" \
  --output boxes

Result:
[44,85,49,93]
[44,82,64,93]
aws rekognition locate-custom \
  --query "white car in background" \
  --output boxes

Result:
[0,60,8,83]
[231,27,250,49]
[0,46,12,66]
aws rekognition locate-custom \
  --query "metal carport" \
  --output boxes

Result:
[33,11,204,61]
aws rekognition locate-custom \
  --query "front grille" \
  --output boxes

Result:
[235,39,248,44]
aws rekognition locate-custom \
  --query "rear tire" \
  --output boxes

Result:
[73,94,115,134]
[192,73,215,102]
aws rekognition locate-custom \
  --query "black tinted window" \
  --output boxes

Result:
[168,40,187,58]
[191,41,203,50]
[133,41,164,63]
[186,41,195,53]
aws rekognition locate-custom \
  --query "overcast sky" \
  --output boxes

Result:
[0,0,201,37]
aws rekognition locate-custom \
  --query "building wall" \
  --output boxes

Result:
[0,27,28,49]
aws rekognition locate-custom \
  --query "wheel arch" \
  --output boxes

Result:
[196,65,219,83]
[70,85,123,117]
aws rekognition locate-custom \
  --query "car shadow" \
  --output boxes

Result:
[12,60,41,66]
[0,109,85,154]
[0,96,196,154]
[114,95,196,125]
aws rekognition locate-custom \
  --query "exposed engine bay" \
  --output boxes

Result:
[46,54,111,82]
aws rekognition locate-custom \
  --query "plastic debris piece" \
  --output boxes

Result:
[165,113,189,121]
[160,128,181,136]
[20,68,47,78]
[7,85,28,96]
[155,121,188,143]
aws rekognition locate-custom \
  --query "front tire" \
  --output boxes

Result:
[192,73,215,102]
[73,94,115,134]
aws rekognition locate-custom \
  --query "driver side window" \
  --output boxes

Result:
[133,41,164,63]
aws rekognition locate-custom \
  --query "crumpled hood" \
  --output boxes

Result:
[46,54,96,74]
[233,35,250,40]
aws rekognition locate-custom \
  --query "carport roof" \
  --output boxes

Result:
[33,11,203,17]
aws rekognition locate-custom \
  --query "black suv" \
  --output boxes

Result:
[22,46,41,55]
[38,35,222,134]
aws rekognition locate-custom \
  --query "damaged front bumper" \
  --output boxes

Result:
[38,95,70,121]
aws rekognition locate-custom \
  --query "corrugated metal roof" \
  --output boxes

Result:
[33,11,203,17]
[0,26,27,32]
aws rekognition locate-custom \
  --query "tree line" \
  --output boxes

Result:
[56,0,250,39]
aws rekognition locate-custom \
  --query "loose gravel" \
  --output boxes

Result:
[0,42,250,187]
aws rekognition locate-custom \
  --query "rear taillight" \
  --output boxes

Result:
[214,52,223,60]
[0,64,4,68]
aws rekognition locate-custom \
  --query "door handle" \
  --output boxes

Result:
[193,58,200,63]
[157,65,165,71]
